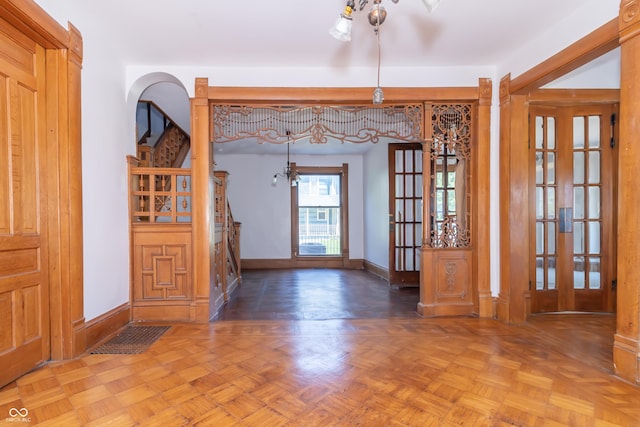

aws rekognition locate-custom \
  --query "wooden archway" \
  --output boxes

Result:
[499,4,640,385]
[190,81,493,321]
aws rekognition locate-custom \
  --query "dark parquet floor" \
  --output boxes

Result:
[217,268,421,321]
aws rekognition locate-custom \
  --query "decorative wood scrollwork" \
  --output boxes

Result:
[213,104,423,145]
[427,103,472,248]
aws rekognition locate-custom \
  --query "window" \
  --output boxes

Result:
[292,164,348,261]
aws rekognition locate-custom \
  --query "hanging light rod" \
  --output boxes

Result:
[329,0,441,42]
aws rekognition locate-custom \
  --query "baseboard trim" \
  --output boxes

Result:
[363,260,389,280]
[242,258,365,270]
[84,303,130,351]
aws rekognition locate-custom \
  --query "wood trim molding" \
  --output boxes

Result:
[191,77,213,323]
[207,86,480,104]
[242,258,365,270]
[528,89,620,105]
[510,18,619,94]
[0,0,68,48]
[84,303,130,351]
[363,260,389,281]
[619,0,640,43]
[476,77,493,318]
[614,0,640,385]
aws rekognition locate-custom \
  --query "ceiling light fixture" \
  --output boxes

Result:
[272,137,300,187]
[329,0,441,104]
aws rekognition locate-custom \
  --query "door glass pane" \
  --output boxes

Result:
[547,188,556,219]
[405,224,414,247]
[547,153,556,184]
[548,222,556,254]
[536,257,544,290]
[405,249,414,270]
[536,222,544,254]
[405,200,414,222]
[395,151,404,172]
[573,117,585,149]
[547,118,556,149]
[589,257,601,289]
[548,257,556,290]
[396,175,404,197]
[588,116,600,148]
[588,221,601,254]
[574,256,586,289]
[404,151,414,173]
[574,187,584,219]
[574,152,585,184]
[588,187,600,219]
[588,152,600,184]
[574,222,584,254]
[536,188,544,219]
[405,175,414,196]
[535,117,544,149]
[536,153,544,184]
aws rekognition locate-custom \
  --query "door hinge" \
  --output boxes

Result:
[612,279,617,291]
[610,113,616,148]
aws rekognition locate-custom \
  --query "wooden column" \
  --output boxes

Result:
[614,0,640,384]
[496,75,530,324]
[46,24,86,359]
[190,78,213,322]
[476,78,493,317]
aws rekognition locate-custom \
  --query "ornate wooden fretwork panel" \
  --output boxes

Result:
[212,104,423,145]
[419,102,475,317]
[426,104,473,249]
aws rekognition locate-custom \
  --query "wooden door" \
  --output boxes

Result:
[0,22,49,386]
[530,104,617,313]
[388,143,422,287]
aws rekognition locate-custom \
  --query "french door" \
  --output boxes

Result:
[530,104,617,313]
[388,143,423,287]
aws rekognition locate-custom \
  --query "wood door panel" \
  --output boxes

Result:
[0,20,48,387]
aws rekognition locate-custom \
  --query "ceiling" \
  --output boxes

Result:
[43,0,614,155]
[75,0,591,69]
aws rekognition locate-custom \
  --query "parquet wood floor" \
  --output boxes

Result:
[1,270,638,426]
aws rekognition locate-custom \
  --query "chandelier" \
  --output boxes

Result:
[272,139,300,187]
[329,0,441,104]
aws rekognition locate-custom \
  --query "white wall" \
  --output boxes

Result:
[214,153,364,260]
[363,141,390,269]
[498,0,618,80]
[33,0,133,321]
[32,0,621,322]
[140,82,191,133]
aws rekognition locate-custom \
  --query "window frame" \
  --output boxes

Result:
[290,163,349,267]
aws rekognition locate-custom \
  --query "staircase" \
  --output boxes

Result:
[127,101,241,321]
[136,100,190,169]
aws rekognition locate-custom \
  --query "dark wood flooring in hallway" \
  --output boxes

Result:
[217,268,420,321]
[1,268,638,426]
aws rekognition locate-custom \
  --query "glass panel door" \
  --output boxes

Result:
[388,143,423,286]
[531,105,615,313]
